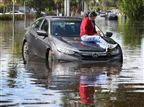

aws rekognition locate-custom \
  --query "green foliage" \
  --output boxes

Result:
[120,0,144,20]
[118,20,144,47]
[101,0,117,7]
[26,0,55,18]
[0,14,12,20]
[96,0,118,10]
[0,14,24,20]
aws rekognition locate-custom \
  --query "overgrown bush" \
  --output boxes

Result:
[119,0,144,20]
[0,14,12,20]
[0,14,24,20]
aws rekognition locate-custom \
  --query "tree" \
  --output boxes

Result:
[119,0,144,20]
[100,0,118,8]
[2,0,12,12]
[26,0,55,18]
[54,0,62,16]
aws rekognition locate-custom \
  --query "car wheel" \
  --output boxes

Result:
[46,49,55,69]
[118,46,123,63]
[22,41,29,64]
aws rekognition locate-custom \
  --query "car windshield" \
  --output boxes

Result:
[51,20,81,37]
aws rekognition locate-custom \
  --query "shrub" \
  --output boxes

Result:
[0,14,12,20]
[0,14,24,20]
[119,0,144,20]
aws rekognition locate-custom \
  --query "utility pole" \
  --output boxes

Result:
[12,0,15,29]
[24,0,26,29]
[81,0,88,13]
[64,0,70,16]
[12,0,15,65]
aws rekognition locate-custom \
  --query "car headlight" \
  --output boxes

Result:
[57,47,75,54]
[111,48,120,55]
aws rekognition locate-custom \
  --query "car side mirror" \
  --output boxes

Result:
[37,30,48,37]
[105,32,113,37]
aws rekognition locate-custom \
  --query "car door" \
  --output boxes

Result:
[28,18,44,54]
[35,19,49,57]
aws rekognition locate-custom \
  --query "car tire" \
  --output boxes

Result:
[118,46,123,63]
[22,41,29,64]
[46,49,55,69]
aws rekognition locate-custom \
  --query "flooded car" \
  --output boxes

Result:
[22,16,123,64]
[1,16,144,107]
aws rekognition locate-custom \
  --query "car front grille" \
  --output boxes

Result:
[81,54,116,60]
[74,51,117,61]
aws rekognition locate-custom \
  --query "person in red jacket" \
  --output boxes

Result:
[80,11,111,50]
[80,11,97,36]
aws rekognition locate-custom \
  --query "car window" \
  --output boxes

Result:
[51,20,81,37]
[32,18,43,30]
[41,19,49,32]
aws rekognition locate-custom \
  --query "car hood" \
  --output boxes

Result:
[57,37,106,52]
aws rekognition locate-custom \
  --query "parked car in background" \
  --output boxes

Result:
[22,16,123,65]
[18,6,30,13]
[99,11,107,17]
[106,12,118,20]
[5,10,24,15]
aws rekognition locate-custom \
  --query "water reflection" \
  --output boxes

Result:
[7,69,17,88]
[96,17,119,32]
[121,21,144,47]
[24,57,122,106]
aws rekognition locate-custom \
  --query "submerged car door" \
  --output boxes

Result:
[28,18,44,54]
[36,19,49,57]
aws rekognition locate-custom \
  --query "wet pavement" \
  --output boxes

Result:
[0,17,144,107]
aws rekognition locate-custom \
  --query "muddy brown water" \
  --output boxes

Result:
[0,17,144,107]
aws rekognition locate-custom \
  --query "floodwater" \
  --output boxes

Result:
[0,17,144,107]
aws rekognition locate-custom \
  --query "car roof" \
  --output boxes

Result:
[44,16,82,21]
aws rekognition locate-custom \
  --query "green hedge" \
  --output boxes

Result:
[0,14,24,20]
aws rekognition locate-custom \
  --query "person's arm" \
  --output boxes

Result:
[95,24,101,35]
